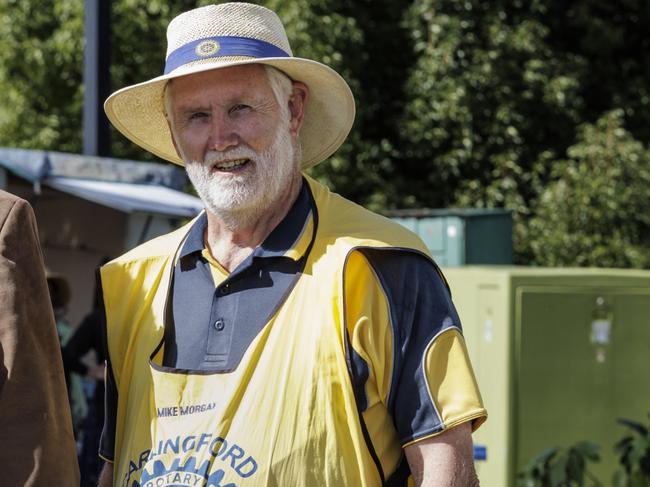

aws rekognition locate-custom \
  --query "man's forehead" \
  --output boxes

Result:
[168,64,270,96]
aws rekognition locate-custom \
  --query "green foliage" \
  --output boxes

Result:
[519,415,650,487]
[265,0,417,209]
[0,0,83,152]
[109,0,206,161]
[527,110,650,268]
[400,0,588,262]
[613,415,650,487]
[3,1,650,268]
[263,0,379,206]
[518,441,602,487]
[401,0,582,206]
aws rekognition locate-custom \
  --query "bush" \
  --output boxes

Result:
[518,441,602,487]
[613,416,650,487]
[526,110,650,268]
[520,414,650,486]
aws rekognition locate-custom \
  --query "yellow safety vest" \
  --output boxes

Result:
[101,177,483,487]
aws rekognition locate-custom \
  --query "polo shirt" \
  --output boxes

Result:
[100,178,485,484]
[163,181,314,371]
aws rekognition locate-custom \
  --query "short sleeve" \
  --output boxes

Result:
[345,248,486,448]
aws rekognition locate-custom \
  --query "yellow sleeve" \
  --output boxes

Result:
[344,248,486,451]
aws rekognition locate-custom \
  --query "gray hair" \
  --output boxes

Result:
[263,65,293,121]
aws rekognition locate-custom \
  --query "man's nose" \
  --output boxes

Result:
[208,118,240,151]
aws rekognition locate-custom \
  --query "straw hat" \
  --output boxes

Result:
[104,2,356,169]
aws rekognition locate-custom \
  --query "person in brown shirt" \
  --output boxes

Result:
[0,190,80,486]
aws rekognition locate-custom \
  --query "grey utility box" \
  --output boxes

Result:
[388,209,513,266]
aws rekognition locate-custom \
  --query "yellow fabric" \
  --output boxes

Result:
[344,251,402,477]
[101,176,484,486]
[200,248,228,286]
[283,213,314,261]
[344,251,486,475]
[422,328,487,435]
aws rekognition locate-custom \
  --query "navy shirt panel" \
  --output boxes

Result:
[358,248,461,444]
[164,181,313,371]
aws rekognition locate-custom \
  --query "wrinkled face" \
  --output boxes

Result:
[166,64,302,222]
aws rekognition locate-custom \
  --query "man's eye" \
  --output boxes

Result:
[188,112,208,121]
[229,104,250,114]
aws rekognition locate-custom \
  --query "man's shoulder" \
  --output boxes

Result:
[0,190,29,219]
[0,189,23,206]
[307,177,429,254]
[0,190,38,237]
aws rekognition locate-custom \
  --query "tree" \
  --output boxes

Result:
[109,0,200,161]
[3,1,650,267]
[0,0,83,152]
[527,110,650,268]
[399,0,586,260]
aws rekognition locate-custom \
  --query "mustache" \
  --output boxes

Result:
[204,146,258,164]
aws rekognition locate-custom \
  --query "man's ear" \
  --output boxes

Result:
[288,81,308,137]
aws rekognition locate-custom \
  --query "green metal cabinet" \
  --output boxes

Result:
[442,267,650,487]
[388,209,512,266]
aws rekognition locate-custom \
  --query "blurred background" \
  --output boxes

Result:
[1,1,649,486]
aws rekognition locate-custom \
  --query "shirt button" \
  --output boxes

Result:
[214,319,225,331]
[219,284,230,295]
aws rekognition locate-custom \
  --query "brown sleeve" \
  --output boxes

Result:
[0,193,80,486]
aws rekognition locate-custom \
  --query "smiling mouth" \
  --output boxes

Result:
[211,158,250,172]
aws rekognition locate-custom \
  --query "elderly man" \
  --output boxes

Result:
[98,3,486,487]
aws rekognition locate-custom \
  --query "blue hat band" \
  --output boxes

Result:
[164,36,290,75]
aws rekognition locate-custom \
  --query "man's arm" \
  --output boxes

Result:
[0,194,80,485]
[345,249,486,484]
[405,422,479,487]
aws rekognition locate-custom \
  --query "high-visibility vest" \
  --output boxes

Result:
[101,176,483,487]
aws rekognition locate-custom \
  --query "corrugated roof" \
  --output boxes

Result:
[46,177,203,217]
[0,147,203,217]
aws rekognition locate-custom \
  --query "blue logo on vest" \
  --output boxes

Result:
[135,457,234,487]
[123,433,258,487]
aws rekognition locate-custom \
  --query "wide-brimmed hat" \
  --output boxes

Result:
[104,2,356,169]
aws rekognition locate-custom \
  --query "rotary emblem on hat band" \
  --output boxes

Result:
[195,40,221,57]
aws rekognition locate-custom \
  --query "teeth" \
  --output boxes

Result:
[214,159,248,170]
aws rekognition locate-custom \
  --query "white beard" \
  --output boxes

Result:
[185,122,299,230]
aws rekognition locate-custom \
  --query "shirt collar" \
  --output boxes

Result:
[179,211,208,259]
[179,178,314,263]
